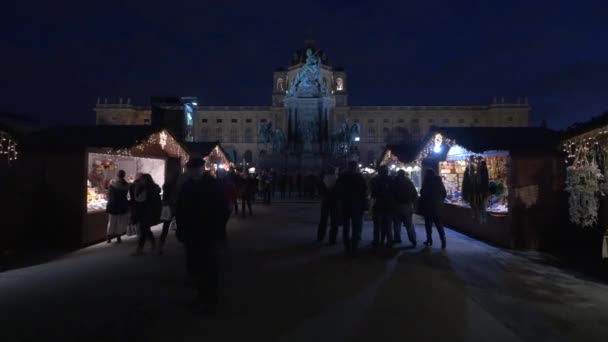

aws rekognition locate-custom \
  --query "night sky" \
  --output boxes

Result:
[2,1,607,129]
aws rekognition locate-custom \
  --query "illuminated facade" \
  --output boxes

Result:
[95,39,529,165]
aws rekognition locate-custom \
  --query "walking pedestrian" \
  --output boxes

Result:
[420,169,447,249]
[317,167,340,244]
[217,168,237,240]
[371,165,396,251]
[336,161,368,257]
[392,169,419,247]
[131,174,162,256]
[241,171,255,217]
[175,157,228,316]
[105,170,129,244]
[158,171,178,254]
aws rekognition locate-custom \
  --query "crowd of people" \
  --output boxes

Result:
[103,157,447,316]
[317,162,448,257]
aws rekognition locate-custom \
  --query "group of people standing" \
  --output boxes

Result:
[317,162,448,257]
[105,171,165,255]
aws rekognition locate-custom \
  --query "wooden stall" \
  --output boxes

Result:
[413,127,562,250]
[21,126,188,248]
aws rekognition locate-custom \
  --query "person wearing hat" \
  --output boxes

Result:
[175,155,228,315]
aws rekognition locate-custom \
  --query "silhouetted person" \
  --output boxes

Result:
[393,169,419,247]
[132,174,161,256]
[158,171,178,254]
[420,169,447,249]
[317,167,340,244]
[217,169,237,240]
[336,161,368,257]
[106,170,129,244]
[371,165,395,250]
[175,157,228,315]
[241,171,255,217]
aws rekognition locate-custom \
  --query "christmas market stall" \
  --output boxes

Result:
[562,112,608,260]
[414,127,561,249]
[21,126,188,248]
[184,141,230,175]
[380,143,423,191]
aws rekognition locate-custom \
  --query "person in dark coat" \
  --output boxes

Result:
[336,161,368,257]
[105,170,130,244]
[419,169,447,249]
[317,167,340,244]
[175,157,228,315]
[158,172,178,254]
[392,169,419,247]
[370,165,396,250]
[241,171,255,217]
[132,174,162,256]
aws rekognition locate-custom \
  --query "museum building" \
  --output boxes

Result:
[94,39,529,166]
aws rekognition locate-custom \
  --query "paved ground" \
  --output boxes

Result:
[2,202,608,341]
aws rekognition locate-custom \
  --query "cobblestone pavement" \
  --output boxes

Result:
[2,202,608,341]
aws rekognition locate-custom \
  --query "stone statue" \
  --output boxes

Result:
[287,48,328,98]
[271,129,285,153]
[257,122,273,144]
[301,121,315,153]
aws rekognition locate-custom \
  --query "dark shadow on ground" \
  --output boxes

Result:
[351,248,468,341]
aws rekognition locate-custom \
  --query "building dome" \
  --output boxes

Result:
[289,39,330,67]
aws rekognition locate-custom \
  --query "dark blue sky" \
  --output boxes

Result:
[1,0,607,129]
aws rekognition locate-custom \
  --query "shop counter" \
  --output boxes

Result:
[441,203,513,248]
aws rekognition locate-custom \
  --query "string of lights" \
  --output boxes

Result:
[563,127,608,165]
[0,131,19,163]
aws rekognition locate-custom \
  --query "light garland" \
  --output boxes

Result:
[99,130,189,162]
[415,133,455,164]
[0,130,19,163]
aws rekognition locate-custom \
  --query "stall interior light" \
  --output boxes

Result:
[354,136,360,142]
[433,145,442,153]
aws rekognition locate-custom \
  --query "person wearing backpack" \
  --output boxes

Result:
[371,165,396,251]
[393,169,419,247]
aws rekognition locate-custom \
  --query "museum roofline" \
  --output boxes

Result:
[349,103,530,111]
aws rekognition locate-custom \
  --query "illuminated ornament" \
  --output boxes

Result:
[434,134,443,153]
[159,131,167,149]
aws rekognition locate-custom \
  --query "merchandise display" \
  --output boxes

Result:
[440,149,509,216]
[86,153,166,213]
[565,146,602,228]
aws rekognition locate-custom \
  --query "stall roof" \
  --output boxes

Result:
[22,125,172,152]
[425,127,560,155]
[563,111,608,140]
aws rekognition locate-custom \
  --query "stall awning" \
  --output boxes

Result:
[21,125,189,160]
[416,127,560,161]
